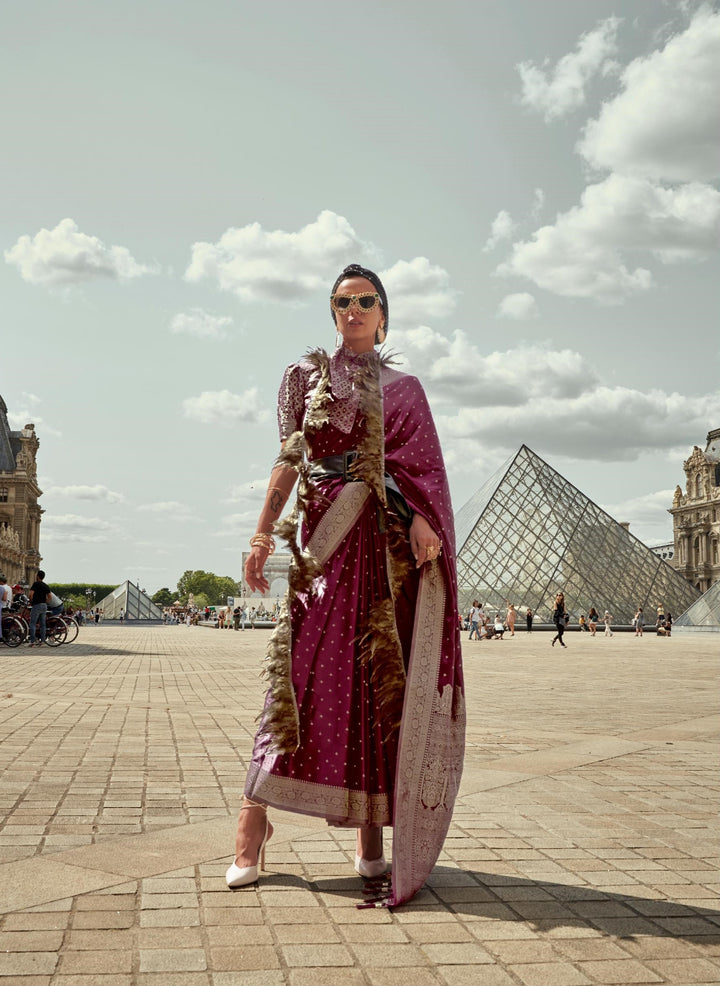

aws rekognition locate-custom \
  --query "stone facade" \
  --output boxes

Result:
[670,428,720,592]
[0,396,43,584]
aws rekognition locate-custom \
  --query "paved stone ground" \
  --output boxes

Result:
[0,624,718,986]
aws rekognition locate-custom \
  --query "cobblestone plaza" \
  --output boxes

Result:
[1,625,718,985]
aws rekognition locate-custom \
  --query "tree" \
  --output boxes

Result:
[176,570,241,606]
[152,587,175,607]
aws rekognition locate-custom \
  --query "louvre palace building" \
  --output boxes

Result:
[0,396,43,584]
[670,428,720,593]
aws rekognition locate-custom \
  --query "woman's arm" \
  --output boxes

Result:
[244,461,298,594]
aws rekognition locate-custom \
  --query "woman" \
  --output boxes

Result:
[227,264,465,908]
[525,607,533,633]
[656,607,667,636]
[551,591,567,648]
[634,607,645,637]
[505,601,516,636]
[588,607,599,637]
[468,599,481,640]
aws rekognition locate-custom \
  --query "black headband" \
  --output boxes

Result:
[330,263,389,333]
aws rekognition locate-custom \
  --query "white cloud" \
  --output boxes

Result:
[390,328,594,407]
[440,383,718,462]
[170,308,234,340]
[483,210,517,252]
[497,174,720,301]
[379,257,456,324]
[45,484,125,502]
[4,218,156,286]
[578,7,720,182]
[45,514,113,529]
[6,409,61,438]
[223,478,273,503]
[600,489,676,530]
[497,292,538,319]
[517,17,621,120]
[185,210,379,303]
[212,511,258,534]
[41,513,114,543]
[530,188,545,220]
[137,501,193,519]
[182,388,270,426]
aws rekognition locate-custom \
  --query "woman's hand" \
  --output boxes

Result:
[244,545,271,594]
[409,513,442,568]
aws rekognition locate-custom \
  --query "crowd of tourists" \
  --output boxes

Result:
[464,597,673,645]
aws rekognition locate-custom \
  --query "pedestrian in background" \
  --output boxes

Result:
[28,569,51,646]
[551,591,568,648]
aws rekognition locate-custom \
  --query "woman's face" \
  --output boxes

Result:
[332,276,385,354]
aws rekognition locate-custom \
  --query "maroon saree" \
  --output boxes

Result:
[245,345,465,906]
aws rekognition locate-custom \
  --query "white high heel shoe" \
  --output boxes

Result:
[354,854,387,879]
[226,800,270,888]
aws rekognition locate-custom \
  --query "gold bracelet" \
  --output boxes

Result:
[250,533,276,555]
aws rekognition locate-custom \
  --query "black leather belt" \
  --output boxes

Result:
[308,451,412,524]
[308,451,361,484]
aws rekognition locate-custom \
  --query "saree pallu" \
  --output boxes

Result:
[245,351,465,906]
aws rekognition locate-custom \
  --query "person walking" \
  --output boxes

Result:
[227,263,464,908]
[634,607,645,637]
[468,600,481,640]
[588,607,599,636]
[505,601,516,636]
[526,607,533,632]
[551,591,568,648]
[603,610,613,636]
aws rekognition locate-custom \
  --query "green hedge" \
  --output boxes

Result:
[52,583,117,602]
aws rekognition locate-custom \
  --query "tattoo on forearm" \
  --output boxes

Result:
[269,490,284,514]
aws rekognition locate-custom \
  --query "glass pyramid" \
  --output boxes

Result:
[454,445,700,625]
[674,580,720,629]
[95,580,164,621]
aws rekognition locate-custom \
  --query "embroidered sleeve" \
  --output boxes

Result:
[277,363,308,440]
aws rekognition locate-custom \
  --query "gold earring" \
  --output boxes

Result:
[376,324,386,345]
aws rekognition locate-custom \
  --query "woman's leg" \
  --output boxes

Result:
[234,799,273,867]
[357,825,383,861]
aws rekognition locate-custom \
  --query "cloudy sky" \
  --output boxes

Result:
[2,0,718,592]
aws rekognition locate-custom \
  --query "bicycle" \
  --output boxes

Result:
[59,614,80,643]
[1,613,25,647]
[16,607,68,647]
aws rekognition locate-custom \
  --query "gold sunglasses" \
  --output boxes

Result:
[331,291,382,314]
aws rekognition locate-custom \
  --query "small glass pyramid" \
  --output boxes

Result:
[674,580,720,629]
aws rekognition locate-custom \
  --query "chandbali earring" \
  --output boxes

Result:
[336,331,343,348]
[375,323,386,345]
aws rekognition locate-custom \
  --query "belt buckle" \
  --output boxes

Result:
[342,450,358,482]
